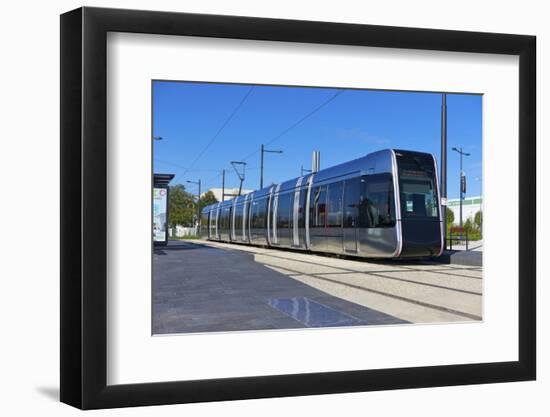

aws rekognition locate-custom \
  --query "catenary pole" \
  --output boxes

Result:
[259,144,283,190]
[460,148,463,230]
[221,169,225,202]
[260,144,264,189]
[197,179,201,234]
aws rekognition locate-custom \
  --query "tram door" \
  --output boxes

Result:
[343,178,360,253]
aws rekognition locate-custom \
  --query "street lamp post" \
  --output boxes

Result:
[186,179,201,235]
[451,147,470,232]
[260,144,283,189]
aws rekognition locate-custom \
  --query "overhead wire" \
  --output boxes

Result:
[239,89,345,162]
[160,87,345,193]
[180,85,255,178]
[154,158,220,172]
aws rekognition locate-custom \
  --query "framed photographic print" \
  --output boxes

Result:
[60,6,536,409]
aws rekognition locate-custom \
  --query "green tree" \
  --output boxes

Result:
[199,190,218,213]
[474,210,482,230]
[446,207,455,225]
[464,218,473,233]
[168,184,195,228]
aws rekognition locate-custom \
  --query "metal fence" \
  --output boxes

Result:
[447,227,469,251]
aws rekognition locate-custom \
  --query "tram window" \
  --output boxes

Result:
[227,207,231,229]
[400,179,438,218]
[251,199,267,229]
[235,206,243,233]
[201,212,209,230]
[219,208,225,230]
[221,207,231,230]
[246,201,252,229]
[298,188,307,228]
[343,178,360,227]
[397,153,439,218]
[360,174,396,228]
[250,203,255,222]
[277,192,292,229]
[310,185,327,227]
[210,210,216,232]
[251,202,258,229]
[327,182,343,227]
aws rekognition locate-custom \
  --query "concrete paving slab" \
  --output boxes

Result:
[198,239,483,323]
[153,241,406,334]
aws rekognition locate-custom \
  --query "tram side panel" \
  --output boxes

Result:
[297,186,308,249]
[219,205,230,242]
[199,149,441,259]
[276,191,293,247]
[213,203,221,240]
[342,177,360,253]
[249,197,268,245]
[200,210,209,239]
[324,181,344,254]
[356,172,400,257]
[308,184,328,253]
[233,201,245,242]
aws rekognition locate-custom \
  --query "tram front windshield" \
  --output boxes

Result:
[396,153,439,219]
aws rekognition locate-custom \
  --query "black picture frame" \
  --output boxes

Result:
[60,6,536,410]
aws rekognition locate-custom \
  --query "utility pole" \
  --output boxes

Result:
[452,146,470,233]
[260,144,283,189]
[186,179,201,234]
[260,144,263,189]
[441,93,447,248]
[221,169,225,202]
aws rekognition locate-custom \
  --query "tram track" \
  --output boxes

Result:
[263,263,482,321]
[253,252,482,296]
[201,241,482,294]
[197,240,483,322]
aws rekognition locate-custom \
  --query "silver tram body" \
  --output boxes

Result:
[200,149,444,259]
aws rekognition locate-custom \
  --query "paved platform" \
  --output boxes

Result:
[440,250,482,267]
[153,241,406,334]
[153,240,483,334]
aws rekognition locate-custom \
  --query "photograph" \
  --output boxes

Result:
[151,81,483,335]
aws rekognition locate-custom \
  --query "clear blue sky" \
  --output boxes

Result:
[153,81,482,199]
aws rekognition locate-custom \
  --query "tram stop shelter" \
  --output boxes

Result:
[153,173,174,246]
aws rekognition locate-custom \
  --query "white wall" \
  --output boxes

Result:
[0,1,545,416]
[447,197,483,223]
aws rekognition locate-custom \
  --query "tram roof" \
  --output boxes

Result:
[201,149,392,213]
[200,149,434,213]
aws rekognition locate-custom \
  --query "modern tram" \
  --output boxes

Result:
[200,149,444,259]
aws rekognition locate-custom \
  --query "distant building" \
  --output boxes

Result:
[446,196,482,223]
[202,187,253,202]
